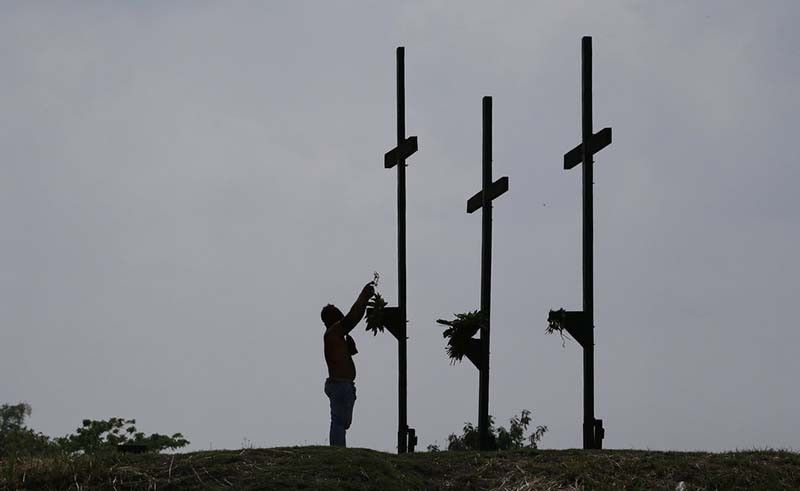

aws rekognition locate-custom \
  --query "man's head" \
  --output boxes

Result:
[321,304,344,328]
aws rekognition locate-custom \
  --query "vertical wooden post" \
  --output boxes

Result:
[580,36,596,450]
[478,96,493,450]
[380,47,419,453]
[464,97,507,450]
[558,35,610,450]
[396,46,409,455]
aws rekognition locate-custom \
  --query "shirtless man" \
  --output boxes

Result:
[320,282,374,447]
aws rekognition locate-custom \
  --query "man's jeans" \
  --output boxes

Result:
[324,379,356,447]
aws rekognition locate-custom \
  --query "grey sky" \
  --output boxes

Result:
[1,1,798,452]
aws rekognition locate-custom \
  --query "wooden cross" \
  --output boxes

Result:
[379,46,419,454]
[462,96,509,451]
[558,36,612,450]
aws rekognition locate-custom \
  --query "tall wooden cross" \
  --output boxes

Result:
[382,46,419,454]
[556,36,612,450]
[464,96,509,450]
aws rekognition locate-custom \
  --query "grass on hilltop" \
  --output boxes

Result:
[2,446,799,490]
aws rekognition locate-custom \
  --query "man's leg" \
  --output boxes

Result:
[343,384,356,431]
[326,382,348,447]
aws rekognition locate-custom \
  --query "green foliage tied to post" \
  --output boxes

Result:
[546,308,573,348]
[366,292,389,335]
[365,271,391,335]
[436,310,486,363]
[427,410,548,452]
[545,308,567,335]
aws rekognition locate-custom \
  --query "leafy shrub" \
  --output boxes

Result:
[55,418,189,454]
[445,410,547,451]
[1,402,189,456]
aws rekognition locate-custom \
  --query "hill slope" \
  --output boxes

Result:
[2,447,799,490]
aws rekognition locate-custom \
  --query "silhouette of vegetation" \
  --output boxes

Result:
[546,308,571,346]
[0,402,188,458]
[366,271,390,335]
[545,308,567,335]
[366,293,388,335]
[436,310,486,363]
[55,418,188,454]
[0,403,54,457]
[427,410,547,452]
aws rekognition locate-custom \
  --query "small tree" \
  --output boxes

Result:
[0,403,30,435]
[445,410,547,451]
[0,402,190,456]
[496,410,548,450]
[56,418,189,454]
[0,403,54,457]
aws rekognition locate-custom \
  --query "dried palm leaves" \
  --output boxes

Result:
[436,310,486,363]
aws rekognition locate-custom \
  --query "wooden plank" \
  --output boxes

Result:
[563,127,612,170]
[384,136,418,168]
[466,176,509,214]
[464,338,484,370]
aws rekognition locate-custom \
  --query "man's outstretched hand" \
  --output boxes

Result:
[335,282,376,335]
[361,282,375,299]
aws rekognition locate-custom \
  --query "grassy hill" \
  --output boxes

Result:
[2,446,799,490]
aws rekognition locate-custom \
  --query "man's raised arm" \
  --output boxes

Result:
[340,282,375,334]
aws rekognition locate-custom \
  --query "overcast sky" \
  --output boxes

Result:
[2,1,799,453]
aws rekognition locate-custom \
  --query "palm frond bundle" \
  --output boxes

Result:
[366,292,388,335]
[436,310,486,363]
[545,308,566,335]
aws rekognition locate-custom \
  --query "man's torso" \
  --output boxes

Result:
[324,326,356,380]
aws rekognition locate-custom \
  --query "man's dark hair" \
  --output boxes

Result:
[321,304,344,327]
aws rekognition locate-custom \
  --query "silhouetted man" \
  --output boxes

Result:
[320,282,374,447]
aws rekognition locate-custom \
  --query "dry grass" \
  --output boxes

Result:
[2,447,799,490]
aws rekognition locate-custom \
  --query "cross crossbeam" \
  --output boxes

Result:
[466,176,509,214]
[563,127,612,170]
[385,136,418,169]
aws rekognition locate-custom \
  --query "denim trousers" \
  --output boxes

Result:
[324,379,356,447]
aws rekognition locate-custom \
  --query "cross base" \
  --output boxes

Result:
[584,418,604,449]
